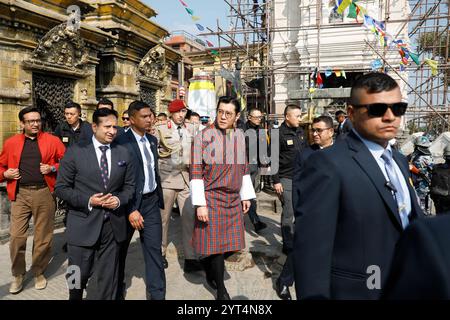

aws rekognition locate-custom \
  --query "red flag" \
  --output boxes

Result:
[206,40,214,47]
[179,0,188,7]
[316,73,323,88]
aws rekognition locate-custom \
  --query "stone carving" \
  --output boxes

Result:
[33,73,74,132]
[137,45,169,84]
[24,22,89,77]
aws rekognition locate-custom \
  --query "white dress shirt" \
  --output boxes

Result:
[130,128,157,193]
[89,136,119,211]
[353,130,412,218]
[92,136,111,177]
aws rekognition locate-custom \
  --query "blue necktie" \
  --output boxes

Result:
[140,136,155,191]
[381,149,409,229]
[99,145,109,190]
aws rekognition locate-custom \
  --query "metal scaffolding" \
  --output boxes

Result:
[404,0,449,136]
[202,0,449,131]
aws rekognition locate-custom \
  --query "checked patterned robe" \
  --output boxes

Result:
[190,124,251,256]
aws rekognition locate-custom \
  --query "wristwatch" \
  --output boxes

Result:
[51,166,56,173]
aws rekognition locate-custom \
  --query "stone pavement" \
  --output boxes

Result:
[0,191,296,300]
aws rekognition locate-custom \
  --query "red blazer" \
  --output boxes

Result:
[0,131,66,200]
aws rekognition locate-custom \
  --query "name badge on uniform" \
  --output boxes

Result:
[62,137,69,143]
[287,139,294,146]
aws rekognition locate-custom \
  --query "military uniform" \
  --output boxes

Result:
[154,119,198,260]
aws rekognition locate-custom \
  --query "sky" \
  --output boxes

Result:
[145,0,231,46]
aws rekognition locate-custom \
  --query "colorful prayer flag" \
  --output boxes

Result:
[191,16,201,22]
[210,50,219,56]
[196,24,204,31]
[425,59,438,76]
[410,52,420,65]
[337,0,352,15]
[179,0,188,7]
[347,3,358,19]
[206,40,214,47]
[341,70,347,79]
[335,70,342,77]
[185,8,194,15]
[325,69,332,77]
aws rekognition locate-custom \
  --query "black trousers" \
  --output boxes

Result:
[67,219,120,300]
[117,192,166,300]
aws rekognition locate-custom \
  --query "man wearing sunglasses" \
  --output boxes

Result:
[293,72,424,300]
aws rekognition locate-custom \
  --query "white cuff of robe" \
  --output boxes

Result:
[190,179,207,207]
[240,174,256,200]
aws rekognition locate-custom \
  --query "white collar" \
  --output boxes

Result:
[92,136,110,149]
[353,129,391,160]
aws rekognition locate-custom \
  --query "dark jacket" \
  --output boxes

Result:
[335,118,353,140]
[272,121,307,184]
[383,215,450,299]
[292,144,321,211]
[53,119,93,147]
[115,129,164,212]
[244,121,269,167]
[55,140,136,246]
[293,130,424,299]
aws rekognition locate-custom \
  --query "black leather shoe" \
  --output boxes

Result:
[217,291,231,300]
[254,221,267,233]
[206,276,217,290]
[184,259,203,273]
[62,242,68,253]
[276,279,292,300]
[162,256,168,269]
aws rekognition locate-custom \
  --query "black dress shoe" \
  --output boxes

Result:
[184,259,203,273]
[217,291,231,300]
[206,276,217,290]
[62,242,68,253]
[254,221,267,233]
[162,256,168,269]
[276,279,292,300]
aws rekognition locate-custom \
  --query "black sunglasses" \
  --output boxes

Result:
[122,117,129,121]
[353,102,408,117]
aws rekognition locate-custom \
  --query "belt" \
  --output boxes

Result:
[142,189,157,199]
[19,183,47,189]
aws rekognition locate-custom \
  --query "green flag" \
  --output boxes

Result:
[185,8,194,15]
[210,50,219,56]
[347,3,357,19]
[410,52,420,65]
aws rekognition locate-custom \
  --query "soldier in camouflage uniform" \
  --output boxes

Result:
[409,135,434,213]
[154,99,202,272]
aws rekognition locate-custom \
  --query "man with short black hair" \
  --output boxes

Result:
[244,107,267,232]
[97,98,114,110]
[273,104,307,255]
[54,101,93,147]
[0,107,66,294]
[122,110,130,132]
[293,72,424,299]
[116,100,166,300]
[277,115,334,300]
[335,109,353,140]
[55,108,136,300]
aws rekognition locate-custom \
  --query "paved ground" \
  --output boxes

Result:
[0,191,295,300]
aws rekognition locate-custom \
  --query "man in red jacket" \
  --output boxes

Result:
[0,106,66,294]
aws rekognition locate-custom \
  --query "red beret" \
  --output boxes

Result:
[168,99,187,113]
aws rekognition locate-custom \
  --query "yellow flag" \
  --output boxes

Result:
[337,0,352,15]
[425,59,438,76]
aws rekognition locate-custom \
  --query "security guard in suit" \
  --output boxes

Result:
[154,99,202,272]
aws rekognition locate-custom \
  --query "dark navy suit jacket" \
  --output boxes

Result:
[116,129,164,212]
[293,130,424,299]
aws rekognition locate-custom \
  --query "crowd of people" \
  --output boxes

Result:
[0,72,449,301]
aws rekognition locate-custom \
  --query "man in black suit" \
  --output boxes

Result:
[335,110,353,140]
[382,215,450,299]
[116,100,165,300]
[293,72,424,300]
[55,108,135,300]
[276,115,334,300]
